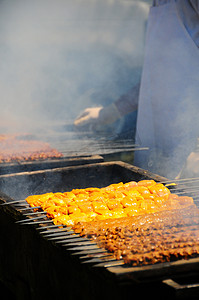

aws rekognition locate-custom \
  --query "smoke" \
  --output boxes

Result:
[0,0,151,134]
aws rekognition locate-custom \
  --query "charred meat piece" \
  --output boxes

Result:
[72,205,199,265]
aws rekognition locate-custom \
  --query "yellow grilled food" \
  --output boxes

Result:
[25,180,194,226]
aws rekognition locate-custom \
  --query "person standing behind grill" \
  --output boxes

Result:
[74,0,199,179]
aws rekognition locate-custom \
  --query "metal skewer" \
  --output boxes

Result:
[82,257,115,264]
[80,253,114,260]
[18,219,53,225]
[16,215,48,224]
[67,244,100,251]
[64,241,97,247]
[42,230,74,238]
[36,224,66,231]
[19,206,41,211]
[175,190,199,195]
[0,199,27,205]
[55,237,90,243]
[93,260,125,268]
[162,177,199,185]
[24,211,47,216]
[39,227,69,234]
[169,185,199,192]
[71,249,108,256]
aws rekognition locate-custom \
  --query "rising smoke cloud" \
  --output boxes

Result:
[0,0,151,134]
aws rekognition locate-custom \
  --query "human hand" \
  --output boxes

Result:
[74,106,103,128]
[74,103,121,131]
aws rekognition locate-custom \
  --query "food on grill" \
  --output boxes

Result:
[0,134,63,162]
[25,179,199,266]
[25,179,193,226]
[73,204,199,237]
[73,205,199,265]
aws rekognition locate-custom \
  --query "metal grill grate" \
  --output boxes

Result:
[2,176,199,282]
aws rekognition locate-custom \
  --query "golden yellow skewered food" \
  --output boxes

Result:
[25,180,194,226]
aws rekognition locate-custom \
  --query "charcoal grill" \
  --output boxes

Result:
[1,161,199,300]
[0,130,147,175]
[0,154,104,175]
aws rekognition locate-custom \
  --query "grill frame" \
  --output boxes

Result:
[0,161,167,200]
[0,154,104,175]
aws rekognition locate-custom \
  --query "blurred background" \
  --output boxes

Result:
[0,0,151,135]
